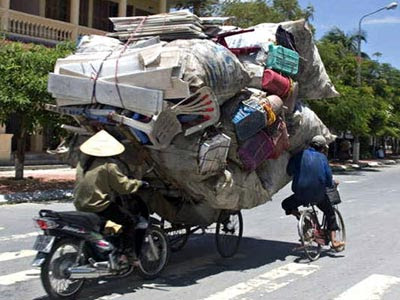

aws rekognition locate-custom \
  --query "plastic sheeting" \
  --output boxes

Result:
[166,39,251,104]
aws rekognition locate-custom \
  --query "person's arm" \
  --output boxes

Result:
[323,156,333,188]
[287,152,300,176]
[107,163,143,195]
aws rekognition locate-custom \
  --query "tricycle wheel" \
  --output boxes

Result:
[137,225,170,280]
[215,210,243,258]
[167,225,190,252]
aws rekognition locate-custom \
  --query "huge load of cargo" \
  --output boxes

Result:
[47,11,337,225]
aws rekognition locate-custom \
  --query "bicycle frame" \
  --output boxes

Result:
[310,205,330,246]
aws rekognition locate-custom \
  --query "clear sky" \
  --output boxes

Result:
[298,0,400,69]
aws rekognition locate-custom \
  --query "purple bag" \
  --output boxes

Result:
[238,131,274,171]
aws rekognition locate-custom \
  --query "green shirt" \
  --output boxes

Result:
[74,158,142,213]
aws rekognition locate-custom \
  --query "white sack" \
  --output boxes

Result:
[164,39,251,104]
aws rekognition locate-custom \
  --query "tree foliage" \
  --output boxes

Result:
[309,28,400,158]
[173,0,219,16]
[219,0,313,27]
[0,40,74,178]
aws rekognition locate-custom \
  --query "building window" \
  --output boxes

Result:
[127,5,133,17]
[46,0,71,22]
[79,0,89,26]
[10,0,41,16]
[135,8,151,16]
[93,0,118,32]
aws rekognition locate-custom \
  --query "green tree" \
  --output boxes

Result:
[174,0,219,16]
[314,30,400,160]
[0,40,73,179]
[219,0,312,28]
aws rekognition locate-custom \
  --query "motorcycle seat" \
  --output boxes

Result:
[40,210,103,232]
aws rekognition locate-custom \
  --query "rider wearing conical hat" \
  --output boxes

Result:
[74,130,148,264]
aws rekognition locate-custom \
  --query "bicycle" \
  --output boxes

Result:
[297,192,346,261]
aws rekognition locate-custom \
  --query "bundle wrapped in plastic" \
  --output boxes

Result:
[47,12,338,225]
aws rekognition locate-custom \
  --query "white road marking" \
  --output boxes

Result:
[202,263,320,300]
[0,250,36,262]
[0,232,38,242]
[334,274,400,300]
[97,294,122,300]
[343,180,359,183]
[0,269,40,285]
[0,227,4,231]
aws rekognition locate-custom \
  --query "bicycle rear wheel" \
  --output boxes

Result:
[298,211,322,261]
[332,207,346,251]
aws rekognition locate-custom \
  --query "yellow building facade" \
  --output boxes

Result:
[0,0,173,162]
[0,0,169,44]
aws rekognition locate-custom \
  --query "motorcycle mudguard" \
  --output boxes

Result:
[32,252,48,267]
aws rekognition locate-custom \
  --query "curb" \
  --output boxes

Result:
[0,189,73,205]
[330,159,399,172]
[0,164,71,172]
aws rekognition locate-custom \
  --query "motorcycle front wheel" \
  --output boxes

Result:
[137,225,170,280]
[41,239,86,300]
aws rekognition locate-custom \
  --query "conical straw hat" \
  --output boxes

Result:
[80,130,125,157]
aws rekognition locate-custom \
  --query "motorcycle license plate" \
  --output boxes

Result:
[33,235,55,253]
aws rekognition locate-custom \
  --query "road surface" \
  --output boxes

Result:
[0,165,399,299]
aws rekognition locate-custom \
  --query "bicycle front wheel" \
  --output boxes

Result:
[332,207,346,251]
[298,211,322,261]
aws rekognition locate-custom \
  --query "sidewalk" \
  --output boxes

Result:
[0,167,75,204]
[330,157,400,172]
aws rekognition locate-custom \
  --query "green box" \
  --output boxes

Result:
[266,44,299,76]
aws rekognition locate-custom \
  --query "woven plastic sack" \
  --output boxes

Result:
[165,39,251,104]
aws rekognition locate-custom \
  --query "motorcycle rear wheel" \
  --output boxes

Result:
[41,239,86,300]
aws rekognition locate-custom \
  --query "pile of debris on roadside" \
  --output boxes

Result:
[46,11,338,225]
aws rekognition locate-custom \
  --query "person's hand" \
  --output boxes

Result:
[140,180,150,188]
[334,179,339,186]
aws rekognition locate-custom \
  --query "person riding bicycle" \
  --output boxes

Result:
[282,135,345,251]
[74,130,149,264]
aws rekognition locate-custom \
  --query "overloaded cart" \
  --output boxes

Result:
[46,11,339,258]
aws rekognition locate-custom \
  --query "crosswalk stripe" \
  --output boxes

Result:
[0,232,38,242]
[97,294,123,300]
[0,227,4,231]
[334,274,400,300]
[0,269,40,286]
[202,263,320,300]
[0,250,37,262]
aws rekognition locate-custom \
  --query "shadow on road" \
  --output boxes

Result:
[33,235,309,300]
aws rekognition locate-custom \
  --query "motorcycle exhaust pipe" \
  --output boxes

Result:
[68,266,113,279]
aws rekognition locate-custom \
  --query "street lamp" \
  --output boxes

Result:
[352,2,398,163]
[356,2,398,85]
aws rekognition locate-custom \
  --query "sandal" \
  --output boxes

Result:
[331,241,345,252]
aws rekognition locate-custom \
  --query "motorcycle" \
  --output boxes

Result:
[31,200,170,300]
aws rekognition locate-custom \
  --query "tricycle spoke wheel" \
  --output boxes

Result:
[215,210,243,258]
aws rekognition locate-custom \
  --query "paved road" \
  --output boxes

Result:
[0,165,400,300]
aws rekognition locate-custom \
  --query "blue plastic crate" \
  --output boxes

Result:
[232,103,266,142]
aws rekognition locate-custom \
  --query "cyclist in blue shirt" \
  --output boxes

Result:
[282,135,345,250]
